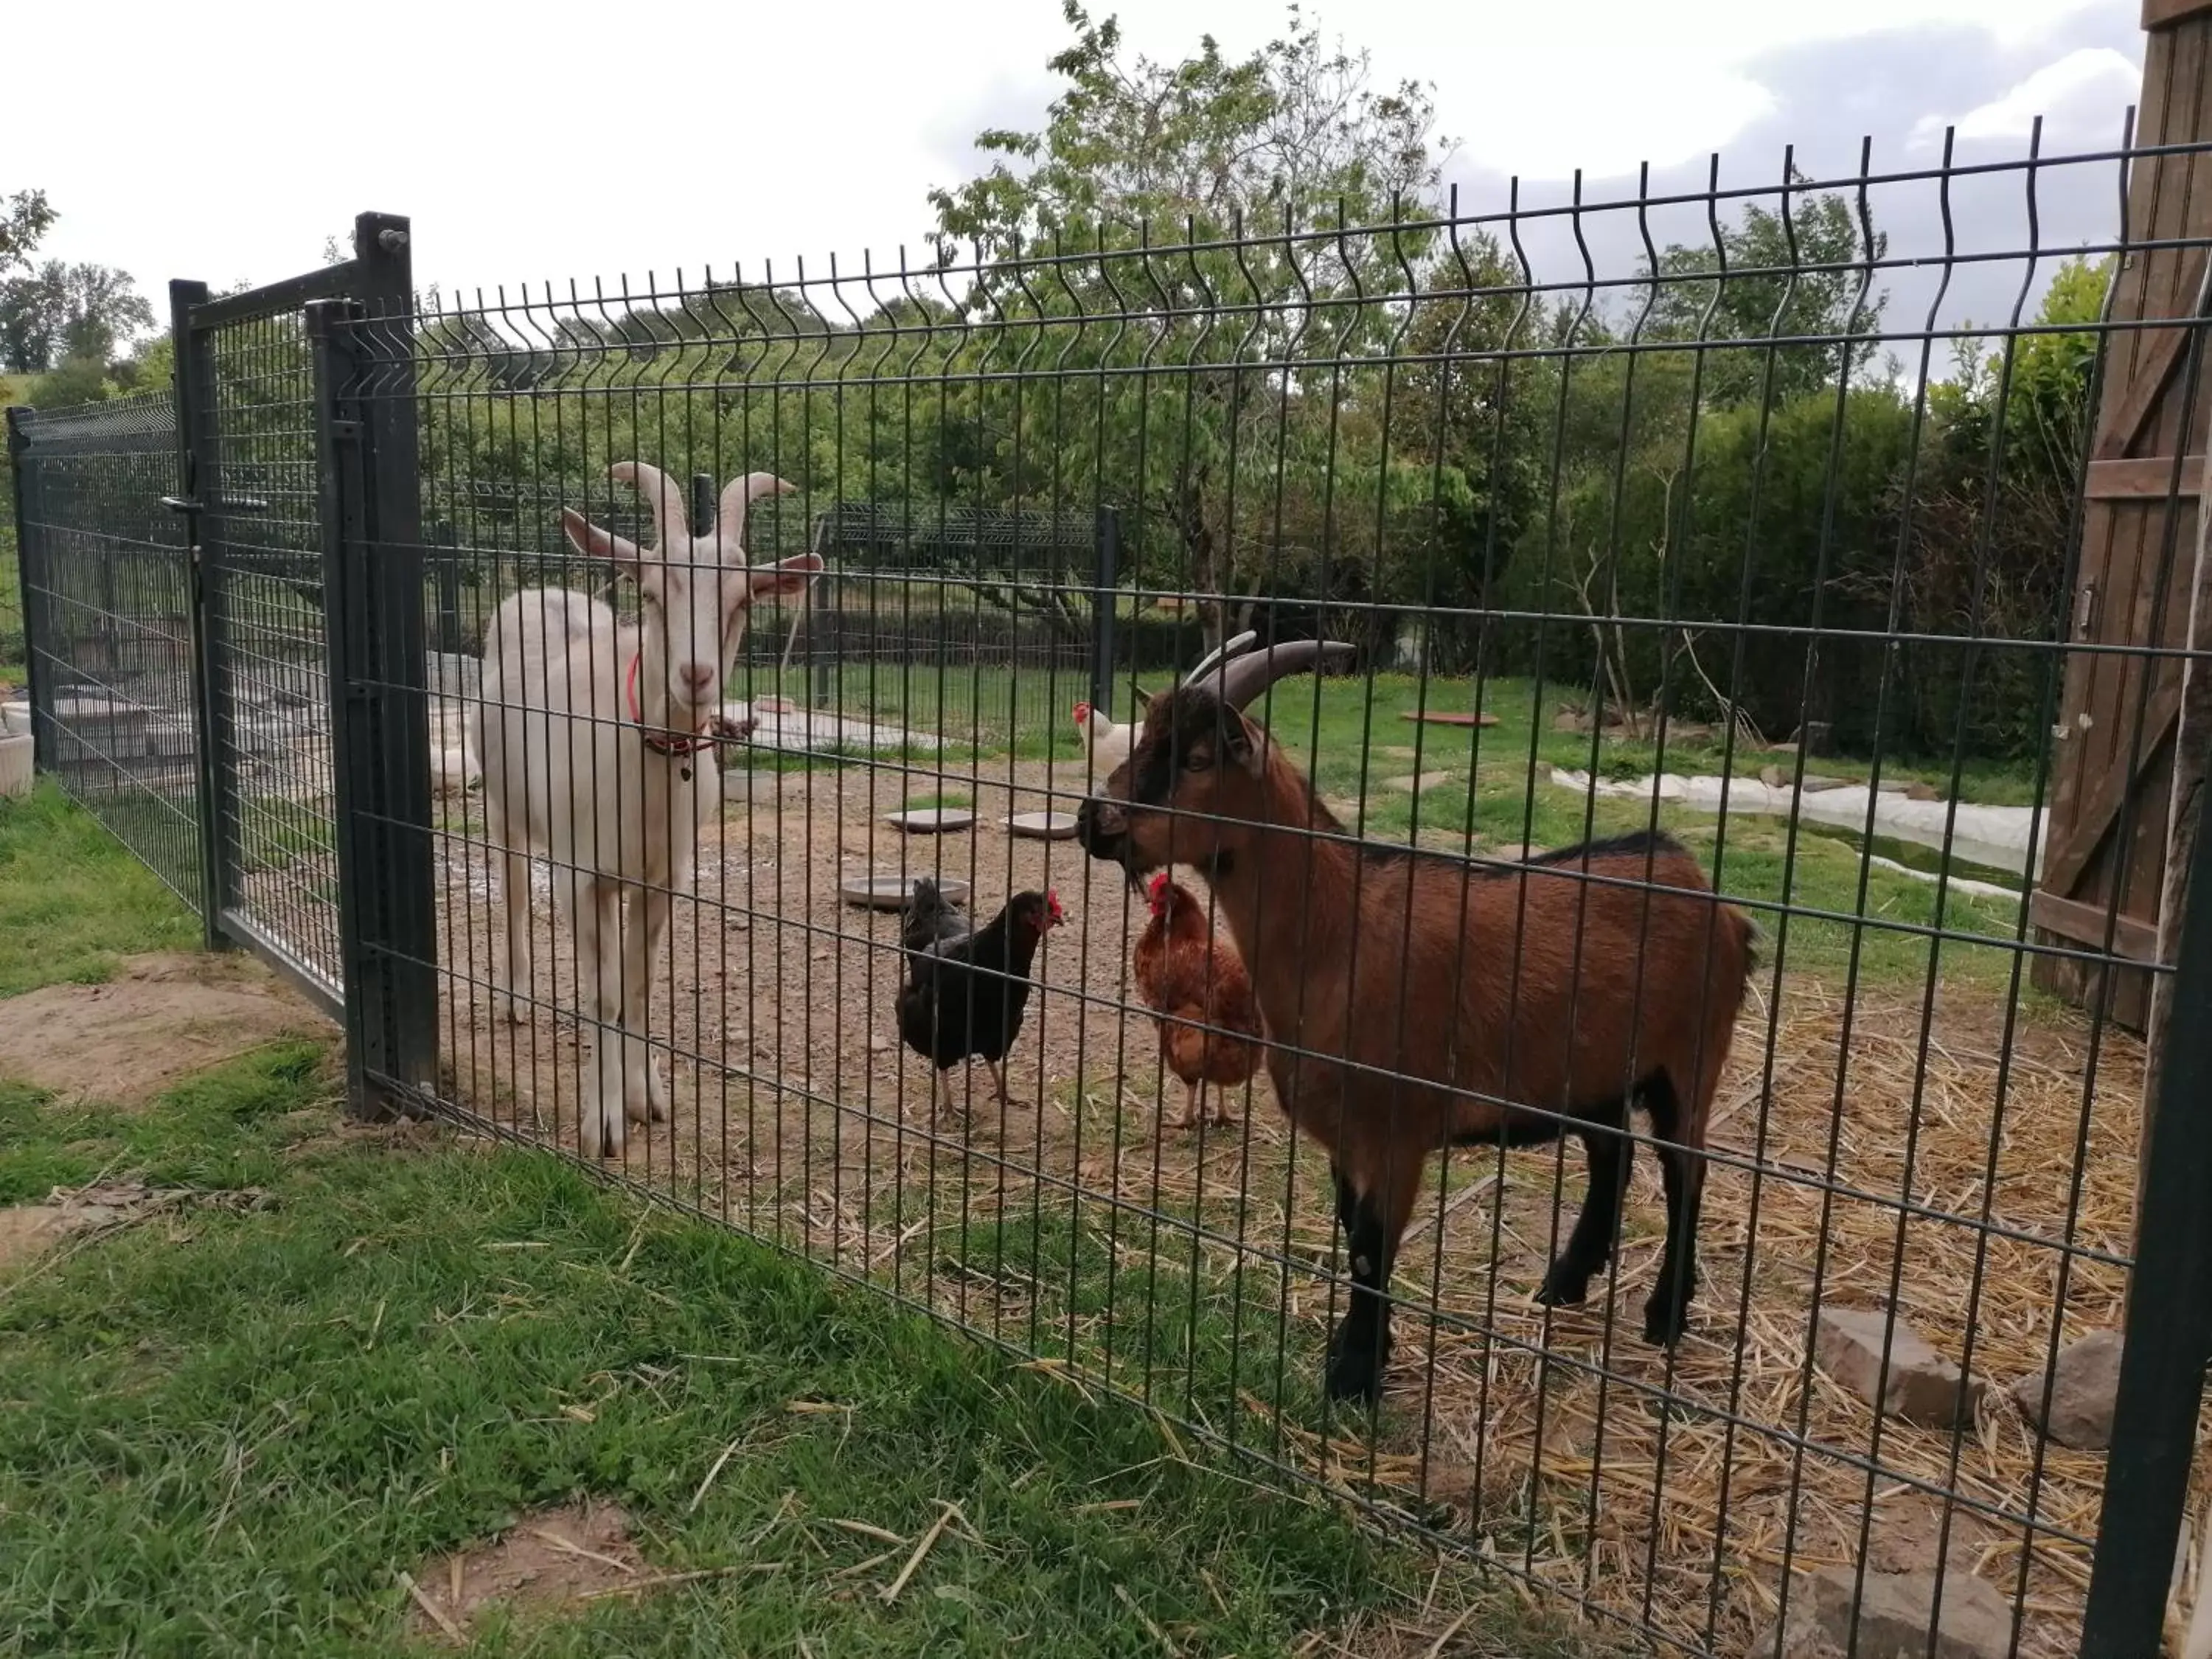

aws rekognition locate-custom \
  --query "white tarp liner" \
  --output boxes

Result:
[1548,767,2043,886]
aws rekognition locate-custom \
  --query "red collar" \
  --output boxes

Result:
[625,653,714,757]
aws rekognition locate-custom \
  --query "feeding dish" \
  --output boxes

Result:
[839,873,973,911]
[883,807,976,833]
[1004,810,1079,841]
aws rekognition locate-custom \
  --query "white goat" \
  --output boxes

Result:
[475,461,822,1158]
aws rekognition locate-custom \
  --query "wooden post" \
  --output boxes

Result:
[2029,0,2212,1034]
[2145,335,2212,1150]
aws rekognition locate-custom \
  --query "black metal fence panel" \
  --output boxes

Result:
[362,138,2212,1658]
[10,394,202,906]
[10,131,2212,1659]
[192,299,347,1000]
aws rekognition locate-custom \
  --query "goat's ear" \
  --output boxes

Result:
[745,551,824,600]
[560,508,643,574]
[1223,709,1265,776]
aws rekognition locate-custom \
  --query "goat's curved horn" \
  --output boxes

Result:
[1210,639,1357,711]
[714,472,796,562]
[608,461,688,552]
[1180,628,1258,689]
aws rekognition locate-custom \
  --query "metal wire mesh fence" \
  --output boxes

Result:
[10,394,202,905]
[337,136,2208,1658]
[11,129,2212,1658]
[195,301,347,1001]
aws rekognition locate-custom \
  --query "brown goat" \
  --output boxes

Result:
[1075,642,1758,1404]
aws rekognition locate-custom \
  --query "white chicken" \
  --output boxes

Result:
[1071,630,1259,782]
[1072,698,1137,779]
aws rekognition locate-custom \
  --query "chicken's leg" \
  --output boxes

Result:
[1172,1079,1198,1130]
[1208,1082,1239,1127]
[986,1058,1013,1107]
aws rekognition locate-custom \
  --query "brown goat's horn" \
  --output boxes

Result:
[1209,639,1357,710]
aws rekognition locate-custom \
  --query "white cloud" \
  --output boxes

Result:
[1910,46,2143,147]
[7,0,2139,302]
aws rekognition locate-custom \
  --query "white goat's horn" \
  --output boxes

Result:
[1210,639,1357,711]
[715,472,796,560]
[608,460,688,552]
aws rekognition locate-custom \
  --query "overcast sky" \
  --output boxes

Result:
[13,0,2148,347]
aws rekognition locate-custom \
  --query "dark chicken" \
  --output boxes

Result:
[901,876,971,961]
[897,888,1065,1115]
[1133,872,1262,1128]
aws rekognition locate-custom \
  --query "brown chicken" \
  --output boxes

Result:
[1133,872,1263,1128]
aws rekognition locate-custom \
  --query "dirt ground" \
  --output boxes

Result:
[403,1500,650,1644]
[0,950,332,1106]
[427,756,2168,1658]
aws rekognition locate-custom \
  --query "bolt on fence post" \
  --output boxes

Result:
[167,278,229,949]
[2081,785,2212,1655]
[1091,506,1121,716]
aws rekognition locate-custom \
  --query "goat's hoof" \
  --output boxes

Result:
[1535,1264,1593,1308]
[1324,1329,1389,1405]
[1641,1298,1691,1346]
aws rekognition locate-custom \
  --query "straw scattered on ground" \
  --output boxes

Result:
[431,757,2176,1657]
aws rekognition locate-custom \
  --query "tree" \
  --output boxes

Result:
[27,354,116,408]
[925,1,1453,647]
[1645,172,1889,408]
[0,189,55,278]
[0,259,155,374]
[1871,254,2110,758]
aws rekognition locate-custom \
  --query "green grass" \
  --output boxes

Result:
[737,656,2039,803]
[1248,674,2034,995]
[901,790,973,812]
[0,792,1595,1658]
[0,782,201,995]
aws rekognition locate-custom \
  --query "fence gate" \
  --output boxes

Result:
[0,215,437,1118]
[159,212,437,1105]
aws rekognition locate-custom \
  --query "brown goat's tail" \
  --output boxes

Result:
[1737,908,1764,1004]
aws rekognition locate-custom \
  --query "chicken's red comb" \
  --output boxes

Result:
[1148,871,1170,897]
[1072,700,1091,721]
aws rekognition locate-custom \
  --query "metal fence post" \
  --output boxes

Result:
[431,522,462,655]
[166,279,229,947]
[4,408,43,768]
[307,296,379,1108]
[305,212,436,1119]
[355,211,437,1110]
[2081,787,2212,1655]
[690,472,714,548]
[1091,505,1120,715]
